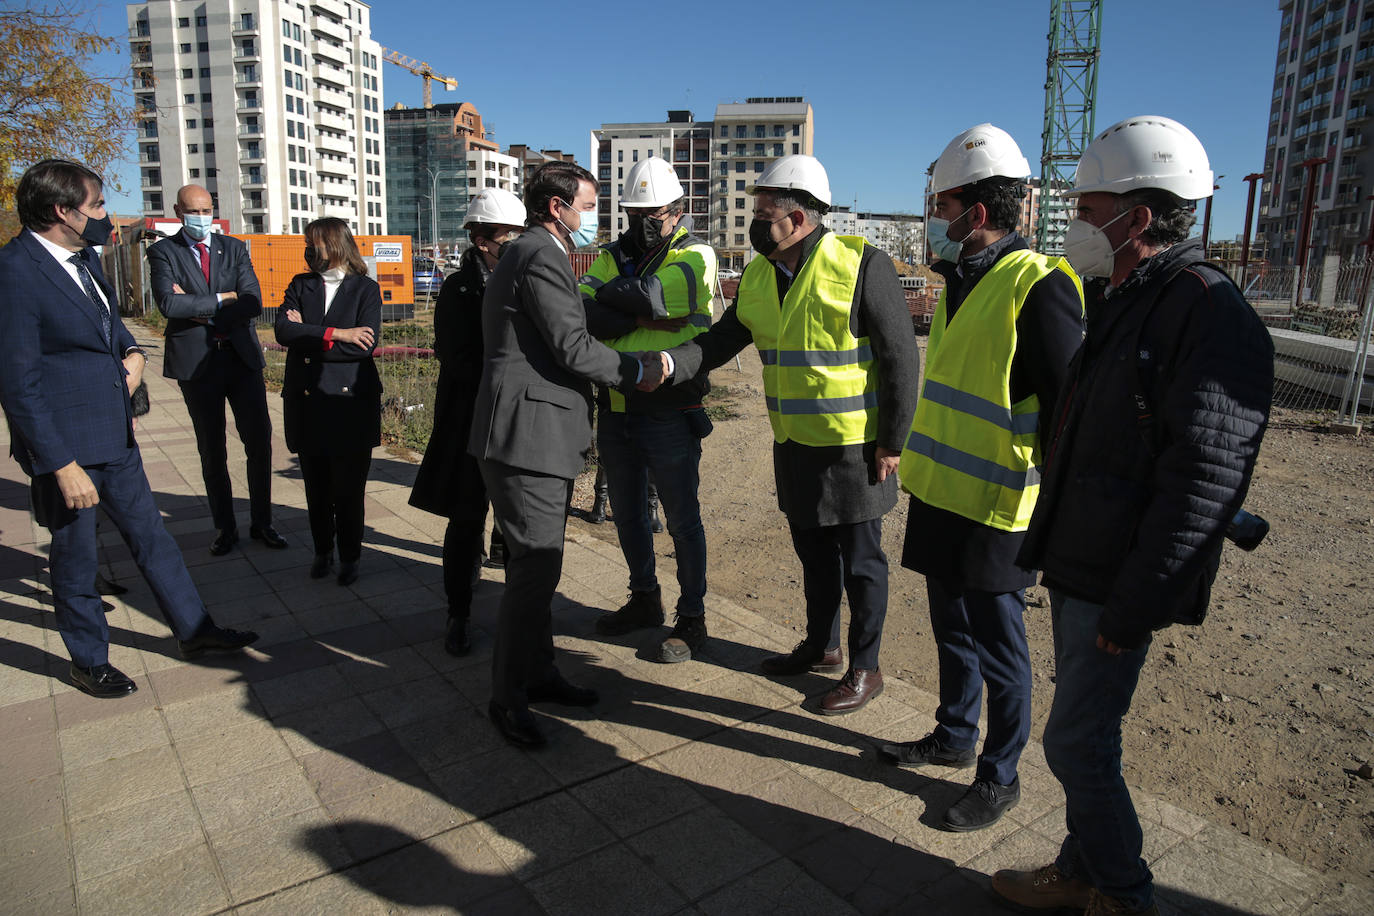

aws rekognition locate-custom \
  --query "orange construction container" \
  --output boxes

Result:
[234,234,415,320]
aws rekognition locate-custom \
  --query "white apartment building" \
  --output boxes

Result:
[825,207,924,264]
[589,111,712,239]
[127,0,385,236]
[711,98,814,270]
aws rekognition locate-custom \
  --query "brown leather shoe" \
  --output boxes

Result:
[990,863,1093,911]
[760,640,844,676]
[818,667,883,715]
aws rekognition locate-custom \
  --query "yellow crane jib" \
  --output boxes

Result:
[380,48,457,109]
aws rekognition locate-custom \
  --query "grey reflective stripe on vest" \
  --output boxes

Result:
[922,379,1038,435]
[579,274,605,291]
[665,261,698,313]
[757,343,873,367]
[687,312,712,328]
[904,431,1041,490]
[764,390,879,415]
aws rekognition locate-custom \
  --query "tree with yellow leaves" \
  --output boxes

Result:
[0,5,132,238]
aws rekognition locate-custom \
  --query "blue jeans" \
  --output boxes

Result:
[1044,591,1154,910]
[926,580,1030,785]
[596,409,707,617]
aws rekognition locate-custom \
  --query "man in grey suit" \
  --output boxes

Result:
[146,185,286,556]
[469,162,654,748]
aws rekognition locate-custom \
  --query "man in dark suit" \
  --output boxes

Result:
[146,184,285,556]
[0,160,257,698]
[469,162,657,748]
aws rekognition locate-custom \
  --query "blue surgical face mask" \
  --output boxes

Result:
[558,199,599,248]
[926,205,975,262]
[182,213,214,240]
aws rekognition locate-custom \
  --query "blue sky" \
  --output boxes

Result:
[81,0,1279,239]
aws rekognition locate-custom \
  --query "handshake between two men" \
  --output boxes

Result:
[633,351,671,392]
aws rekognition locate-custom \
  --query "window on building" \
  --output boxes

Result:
[292,217,300,233]
[282,19,290,37]
[196,15,206,26]
[288,146,296,162]
[735,162,744,173]
[189,168,199,178]
[202,93,211,102]
[753,161,764,172]
[178,17,189,27]
[283,47,291,63]
[290,193,298,208]
[792,143,799,154]
[294,48,302,66]
[205,141,214,151]
[188,143,198,153]
[735,215,745,227]
[181,68,193,78]
[207,168,216,177]
[198,42,208,52]
[793,124,800,136]
[735,180,745,190]
[735,198,745,209]
[773,125,785,136]
[735,234,745,245]
[204,118,213,127]
[185,93,195,104]
[632,149,639,161]
[773,144,783,156]
[180,42,191,53]
[735,125,745,138]
[186,118,197,128]
[200,67,210,77]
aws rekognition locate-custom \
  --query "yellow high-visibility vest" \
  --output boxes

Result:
[736,233,876,446]
[898,249,1083,531]
[578,226,716,411]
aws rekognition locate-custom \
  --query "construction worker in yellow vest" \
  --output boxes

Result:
[877,124,1085,833]
[579,156,717,663]
[642,154,919,713]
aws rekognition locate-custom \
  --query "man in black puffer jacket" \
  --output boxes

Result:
[992,117,1273,916]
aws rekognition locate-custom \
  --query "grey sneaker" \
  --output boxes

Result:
[595,587,665,636]
[659,614,707,663]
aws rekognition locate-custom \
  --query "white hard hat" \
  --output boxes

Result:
[931,123,1031,194]
[621,157,684,208]
[464,187,526,228]
[746,154,832,207]
[1068,115,1214,200]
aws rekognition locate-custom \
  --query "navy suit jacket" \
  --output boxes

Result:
[0,230,137,476]
[146,229,265,379]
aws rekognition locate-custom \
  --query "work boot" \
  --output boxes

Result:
[647,483,664,534]
[595,587,665,636]
[588,467,609,523]
[990,864,1093,911]
[942,776,1019,831]
[659,614,707,663]
[1084,890,1160,916]
[760,640,844,676]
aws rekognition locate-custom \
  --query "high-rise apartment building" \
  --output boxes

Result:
[588,99,814,269]
[589,111,713,239]
[127,0,386,236]
[383,101,520,253]
[711,98,814,271]
[1259,1,1374,264]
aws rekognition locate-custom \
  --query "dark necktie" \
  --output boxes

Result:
[68,253,110,344]
[197,242,210,284]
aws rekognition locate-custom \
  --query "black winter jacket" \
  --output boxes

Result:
[1018,240,1273,649]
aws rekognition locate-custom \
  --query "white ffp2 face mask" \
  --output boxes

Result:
[1063,209,1132,278]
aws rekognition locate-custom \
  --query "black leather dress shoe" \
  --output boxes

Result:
[337,561,359,586]
[444,617,471,656]
[526,675,599,707]
[310,553,333,579]
[249,525,288,549]
[209,529,239,556]
[942,777,1020,832]
[178,621,259,659]
[489,700,546,748]
[69,663,137,699]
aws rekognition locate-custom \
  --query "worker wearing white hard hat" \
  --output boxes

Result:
[882,123,1086,834]
[409,186,527,657]
[993,117,1273,916]
[645,152,920,717]
[575,155,717,664]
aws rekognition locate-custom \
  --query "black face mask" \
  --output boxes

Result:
[496,239,514,260]
[749,217,781,257]
[628,213,666,252]
[75,211,114,248]
[303,245,327,273]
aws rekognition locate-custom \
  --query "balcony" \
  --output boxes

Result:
[1335,190,1363,207]
[241,199,267,213]
[314,83,349,107]
[316,154,351,177]
[241,171,267,188]
[235,70,261,86]
[230,15,257,36]
[315,131,353,156]
[311,0,349,19]
[320,201,355,221]
[238,122,264,137]
[139,150,161,163]
[238,147,264,162]
[1357,46,1374,65]
[1348,106,1371,123]
[312,60,350,89]
[236,98,262,111]
[1353,75,1374,94]
[314,108,352,133]
[311,38,348,65]
[233,44,259,61]
[1343,133,1368,151]
[311,15,349,44]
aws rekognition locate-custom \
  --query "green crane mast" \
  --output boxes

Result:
[1037,0,1103,254]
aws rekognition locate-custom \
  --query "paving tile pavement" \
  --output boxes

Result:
[0,330,1362,915]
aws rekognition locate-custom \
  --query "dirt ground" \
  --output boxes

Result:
[567,344,1374,887]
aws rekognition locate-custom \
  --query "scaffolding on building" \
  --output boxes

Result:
[1037,0,1102,254]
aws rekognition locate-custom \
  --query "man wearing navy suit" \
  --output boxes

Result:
[146,184,286,556]
[0,160,258,698]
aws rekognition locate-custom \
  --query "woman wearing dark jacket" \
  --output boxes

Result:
[409,188,524,655]
[275,217,382,586]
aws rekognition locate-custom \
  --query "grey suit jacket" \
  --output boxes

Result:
[468,226,639,479]
[147,230,265,380]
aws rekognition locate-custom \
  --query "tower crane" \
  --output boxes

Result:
[380,48,456,109]
[1037,0,1102,254]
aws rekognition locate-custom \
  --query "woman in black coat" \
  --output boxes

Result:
[275,217,382,586]
[409,188,524,655]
